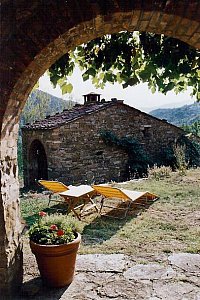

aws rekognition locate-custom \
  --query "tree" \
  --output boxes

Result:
[49,31,200,100]
[21,90,75,126]
[182,121,200,137]
[21,90,50,125]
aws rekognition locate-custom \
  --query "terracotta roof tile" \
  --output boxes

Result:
[22,101,115,130]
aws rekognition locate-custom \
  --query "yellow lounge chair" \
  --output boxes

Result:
[92,185,158,218]
[38,180,69,206]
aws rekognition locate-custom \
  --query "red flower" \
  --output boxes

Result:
[57,229,64,237]
[39,211,47,217]
[50,224,58,231]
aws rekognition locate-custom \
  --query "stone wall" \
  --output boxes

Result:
[1,0,200,296]
[0,125,23,297]
[22,102,185,186]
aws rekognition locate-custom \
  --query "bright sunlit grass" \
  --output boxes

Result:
[20,168,200,256]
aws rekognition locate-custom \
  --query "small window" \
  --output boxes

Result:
[142,125,151,138]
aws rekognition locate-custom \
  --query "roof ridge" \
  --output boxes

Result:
[22,101,115,130]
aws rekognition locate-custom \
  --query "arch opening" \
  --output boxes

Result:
[1,1,200,296]
[27,140,48,187]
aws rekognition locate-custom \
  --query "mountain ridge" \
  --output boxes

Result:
[149,102,200,126]
[20,89,76,126]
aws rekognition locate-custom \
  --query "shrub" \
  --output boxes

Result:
[176,135,200,167]
[148,165,172,180]
[173,144,188,175]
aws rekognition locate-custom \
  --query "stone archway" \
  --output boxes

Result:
[27,140,48,188]
[0,0,200,296]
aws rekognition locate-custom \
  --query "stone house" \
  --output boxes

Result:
[22,93,188,188]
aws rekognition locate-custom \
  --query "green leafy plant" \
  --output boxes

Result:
[29,212,82,245]
[49,31,200,100]
[157,145,176,168]
[156,135,200,170]
[176,135,200,167]
[182,121,200,137]
[100,131,200,178]
[100,130,149,178]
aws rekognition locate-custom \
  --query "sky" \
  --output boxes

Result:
[39,66,195,112]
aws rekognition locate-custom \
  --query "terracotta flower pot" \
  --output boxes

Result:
[30,232,81,287]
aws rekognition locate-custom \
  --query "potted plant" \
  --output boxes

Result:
[29,211,82,287]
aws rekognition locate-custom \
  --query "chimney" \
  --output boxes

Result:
[111,98,124,104]
[83,92,101,105]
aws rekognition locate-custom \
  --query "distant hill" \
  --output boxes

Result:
[20,89,76,126]
[150,102,200,126]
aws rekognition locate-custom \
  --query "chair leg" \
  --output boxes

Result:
[48,193,52,206]
[100,198,132,219]
[99,196,105,215]
[76,196,99,218]
[89,197,99,213]
[124,200,132,218]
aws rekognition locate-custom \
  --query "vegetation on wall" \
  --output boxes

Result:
[100,130,200,179]
[176,135,200,167]
[157,135,200,170]
[49,31,200,100]
[100,130,149,179]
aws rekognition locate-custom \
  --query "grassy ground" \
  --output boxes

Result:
[20,168,200,256]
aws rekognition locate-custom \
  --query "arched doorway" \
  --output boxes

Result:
[27,140,48,187]
[0,0,200,296]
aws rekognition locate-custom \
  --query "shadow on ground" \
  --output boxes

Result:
[82,198,156,245]
[16,277,70,300]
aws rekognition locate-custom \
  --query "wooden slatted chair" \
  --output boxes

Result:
[38,180,69,206]
[92,185,158,219]
[59,185,99,220]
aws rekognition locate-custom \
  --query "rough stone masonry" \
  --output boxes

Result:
[22,94,193,187]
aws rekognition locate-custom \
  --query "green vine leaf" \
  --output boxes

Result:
[48,31,200,101]
[61,83,73,94]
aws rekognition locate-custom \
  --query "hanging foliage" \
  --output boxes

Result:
[49,31,200,100]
